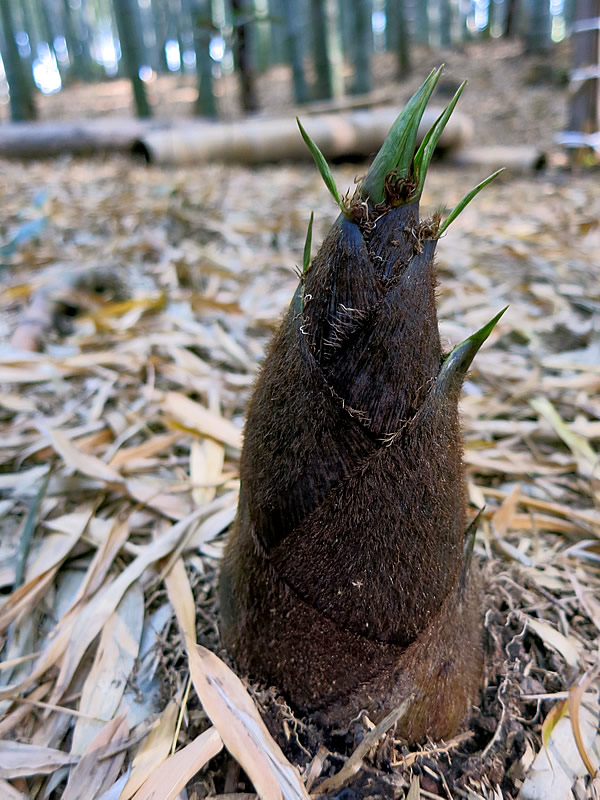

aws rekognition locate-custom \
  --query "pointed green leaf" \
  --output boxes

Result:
[434,306,508,396]
[461,508,483,587]
[296,118,341,207]
[412,81,467,199]
[437,169,504,237]
[361,66,443,205]
[302,211,314,274]
[290,280,303,317]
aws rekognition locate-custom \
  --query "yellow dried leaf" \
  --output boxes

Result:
[164,392,242,450]
[530,398,598,477]
[120,700,180,800]
[132,727,223,800]
[86,293,166,321]
[165,557,196,643]
[541,699,569,765]
[109,432,182,469]
[491,484,520,537]
[569,672,599,778]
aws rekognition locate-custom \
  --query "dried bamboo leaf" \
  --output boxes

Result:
[530,398,598,478]
[491,484,521,537]
[569,672,599,778]
[119,700,180,800]
[62,715,129,800]
[109,432,182,469]
[190,438,225,507]
[541,699,569,764]
[124,479,191,520]
[519,705,600,799]
[406,775,421,800]
[186,504,237,553]
[49,429,123,484]
[0,741,77,779]
[71,584,144,755]
[0,507,207,702]
[525,617,580,668]
[49,509,205,704]
[0,682,51,738]
[13,471,50,588]
[0,777,30,799]
[0,569,58,635]
[72,516,131,605]
[131,727,223,800]
[165,557,196,643]
[187,643,310,800]
[163,392,242,450]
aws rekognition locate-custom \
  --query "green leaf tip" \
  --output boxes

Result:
[303,211,314,274]
[460,507,484,594]
[413,80,467,200]
[435,305,508,395]
[361,66,444,205]
[297,118,341,208]
[437,168,505,238]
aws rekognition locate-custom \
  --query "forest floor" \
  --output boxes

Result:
[0,38,599,800]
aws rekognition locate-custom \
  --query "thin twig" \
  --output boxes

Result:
[314,698,412,795]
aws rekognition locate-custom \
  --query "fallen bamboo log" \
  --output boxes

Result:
[448,145,547,172]
[0,107,472,164]
[0,118,151,158]
[131,106,472,166]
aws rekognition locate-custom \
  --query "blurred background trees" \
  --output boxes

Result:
[0,0,597,152]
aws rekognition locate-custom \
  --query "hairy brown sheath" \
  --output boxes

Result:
[219,69,505,742]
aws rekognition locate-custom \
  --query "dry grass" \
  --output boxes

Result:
[0,153,598,799]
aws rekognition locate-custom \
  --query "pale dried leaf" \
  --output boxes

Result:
[187,643,310,800]
[62,714,129,800]
[109,432,182,469]
[190,438,225,506]
[491,484,520,537]
[0,777,31,799]
[525,617,580,668]
[71,584,144,755]
[0,507,207,703]
[407,775,420,800]
[0,740,77,779]
[72,516,131,605]
[49,429,123,484]
[519,707,600,799]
